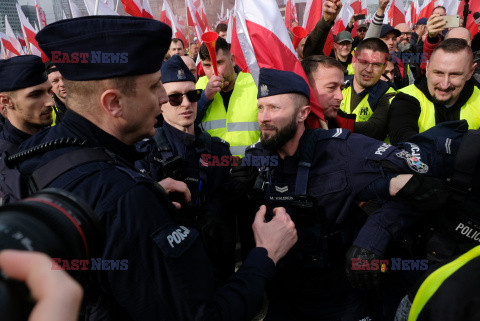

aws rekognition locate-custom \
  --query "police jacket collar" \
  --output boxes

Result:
[61,110,144,165]
[414,75,476,110]
[1,119,32,146]
[162,121,195,146]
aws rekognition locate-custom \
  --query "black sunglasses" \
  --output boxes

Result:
[168,89,203,106]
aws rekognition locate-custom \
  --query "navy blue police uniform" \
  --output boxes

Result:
[0,55,48,153]
[249,68,426,321]
[396,120,480,262]
[15,16,278,321]
[135,55,238,282]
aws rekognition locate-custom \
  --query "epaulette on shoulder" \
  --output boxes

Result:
[308,128,350,142]
[245,141,263,152]
[210,136,230,147]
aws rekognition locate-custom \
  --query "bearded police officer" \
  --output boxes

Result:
[0,55,54,153]
[231,67,440,320]
[16,16,297,321]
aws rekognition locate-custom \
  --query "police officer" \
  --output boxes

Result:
[0,55,54,153]
[389,38,480,145]
[17,16,297,321]
[137,55,238,282]
[232,67,432,320]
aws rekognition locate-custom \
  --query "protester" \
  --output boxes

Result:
[389,39,480,145]
[216,23,228,39]
[45,61,68,124]
[196,37,259,157]
[188,41,199,59]
[167,38,186,59]
[340,38,396,140]
[181,55,198,81]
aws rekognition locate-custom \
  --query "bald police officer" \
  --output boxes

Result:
[17,16,297,321]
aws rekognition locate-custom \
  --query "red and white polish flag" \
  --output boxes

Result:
[16,4,48,61]
[161,0,189,47]
[387,0,406,26]
[285,0,299,30]
[235,0,325,125]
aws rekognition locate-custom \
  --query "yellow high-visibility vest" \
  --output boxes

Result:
[196,72,259,157]
[398,84,480,133]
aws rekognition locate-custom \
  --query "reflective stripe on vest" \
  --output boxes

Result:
[399,84,480,133]
[340,85,396,122]
[197,72,260,157]
[408,245,480,321]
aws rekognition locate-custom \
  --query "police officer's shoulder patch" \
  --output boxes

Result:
[322,128,349,140]
[152,225,199,258]
[245,141,263,153]
[211,136,230,147]
[395,150,429,174]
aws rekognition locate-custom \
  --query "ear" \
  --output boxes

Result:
[298,104,311,122]
[0,94,14,117]
[230,54,236,66]
[100,89,124,118]
[468,62,477,80]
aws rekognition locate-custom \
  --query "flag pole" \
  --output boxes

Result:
[94,0,100,15]
[115,0,120,12]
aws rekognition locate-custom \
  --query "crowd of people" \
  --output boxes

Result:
[0,0,479,320]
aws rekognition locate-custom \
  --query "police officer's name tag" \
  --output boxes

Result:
[153,225,199,258]
[395,150,429,174]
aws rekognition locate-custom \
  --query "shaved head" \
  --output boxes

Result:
[446,27,472,46]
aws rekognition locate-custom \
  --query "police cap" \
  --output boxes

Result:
[161,55,196,84]
[36,16,172,81]
[0,55,47,92]
[257,68,310,101]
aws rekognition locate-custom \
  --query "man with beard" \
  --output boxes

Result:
[196,37,259,157]
[0,55,54,153]
[340,38,396,140]
[388,38,480,145]
[233,67,437,320]
[45,61,68,124]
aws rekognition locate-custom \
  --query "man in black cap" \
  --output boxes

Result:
[45,61,68,124]
[0,55,54,153]
[136,54,237,283]
[231,67,437,320]
[17,16,297,321]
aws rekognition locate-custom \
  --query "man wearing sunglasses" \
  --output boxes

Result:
[340,38,396,140]
[136,55,238,282]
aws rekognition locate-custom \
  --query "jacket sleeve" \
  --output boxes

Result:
[103,184,275,321]
[420,35,441,73]
[365,13,383,39]
[352,92,394,140]
[195,91,213,125]
[303,17,333,58]
[388,92,422,145]
[353,199,420,256]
